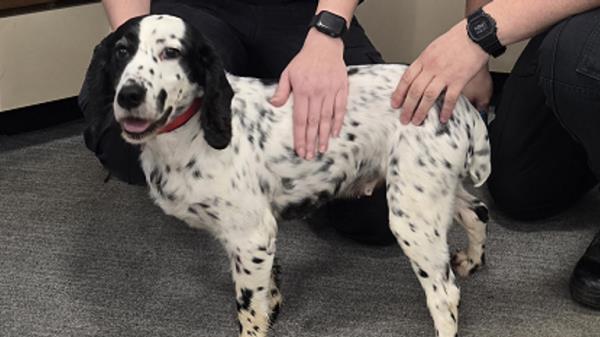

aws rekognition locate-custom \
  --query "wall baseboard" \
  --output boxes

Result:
[0,97,82,135]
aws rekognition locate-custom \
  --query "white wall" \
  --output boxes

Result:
[356,0,526,72]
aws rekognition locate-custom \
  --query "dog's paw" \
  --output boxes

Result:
[451,250,483,278]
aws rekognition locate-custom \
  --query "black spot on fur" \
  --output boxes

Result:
[185,158,196,169]
[391,208,405,217]
[149,68,155,75]
[350,120,360,127]
[269,302,281,325]
[252,257,264,264]
[346,133,356,141]
[474,205,489,223]
[435,123,451,137]
[188,207,198,215]
[259,178,271,195]
[206,211,219,220]
[347,68,359,76]
[418,269,429,278]
[403,240,410,246]
[156,38,165,44]
[236,288,251,311]
[281,177,295,190]
[319,158,335,172]
[157,89,167,113]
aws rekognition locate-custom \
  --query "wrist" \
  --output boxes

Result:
[304,28,344,53]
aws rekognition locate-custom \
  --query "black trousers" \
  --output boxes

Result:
[488,8,600,220]
[79,0,395,244]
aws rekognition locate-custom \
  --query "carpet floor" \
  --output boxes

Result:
[1,120,599,337]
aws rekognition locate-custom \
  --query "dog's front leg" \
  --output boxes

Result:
[228,210,281,337]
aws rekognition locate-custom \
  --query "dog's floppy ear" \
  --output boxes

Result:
[187,27,233,150]
[79,31,119,153]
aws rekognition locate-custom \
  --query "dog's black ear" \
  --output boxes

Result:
[188,28,233,150]
[79,32,119,153]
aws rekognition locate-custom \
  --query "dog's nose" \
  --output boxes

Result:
[117,84,146,109]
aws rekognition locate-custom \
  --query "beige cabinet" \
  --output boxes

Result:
[0,3,109,111]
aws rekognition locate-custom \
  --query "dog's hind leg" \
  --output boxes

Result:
[452,184,489,278]
[386,151,460,337]
[226,210,281,337]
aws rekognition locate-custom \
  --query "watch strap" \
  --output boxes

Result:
[467,8,506,58]
[309,11,347,38]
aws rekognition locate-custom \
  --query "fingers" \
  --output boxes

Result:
[270,70,291,107]
[304,97,323,160]
[440,86,461,123]
[318,95,335,154]
[399,71,435,125]
[391,61,422,109]
[411,77,447,126]
[292,96,308,158]
[332,86,347,137]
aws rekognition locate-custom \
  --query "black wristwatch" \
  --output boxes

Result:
[309,11,347,38]
[467,8,506,58]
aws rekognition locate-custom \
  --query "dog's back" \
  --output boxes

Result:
[226,64,489,219]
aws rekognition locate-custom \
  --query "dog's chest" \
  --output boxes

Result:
[141,151,235,229]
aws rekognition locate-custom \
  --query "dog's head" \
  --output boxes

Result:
[85,14,232,148]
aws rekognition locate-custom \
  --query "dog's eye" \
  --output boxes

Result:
[115,46,130,59]
[160,47,181,60]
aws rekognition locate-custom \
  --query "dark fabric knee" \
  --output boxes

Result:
[488,159,597,221]
[326,186,396,246]
[537,9,600,178]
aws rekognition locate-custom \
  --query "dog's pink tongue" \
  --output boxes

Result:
[122,118,151,133]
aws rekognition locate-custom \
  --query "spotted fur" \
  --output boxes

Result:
[86,15,492,337]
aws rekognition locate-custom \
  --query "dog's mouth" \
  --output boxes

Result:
[119,112,171,140]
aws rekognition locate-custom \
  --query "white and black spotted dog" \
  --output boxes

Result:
[86,14,491,337]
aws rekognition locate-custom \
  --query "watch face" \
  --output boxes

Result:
[318,12,345,37]
[469,17,493,40]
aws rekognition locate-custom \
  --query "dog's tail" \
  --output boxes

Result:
[465,101,491,188]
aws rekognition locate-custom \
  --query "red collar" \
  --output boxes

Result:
[158,98,202,134]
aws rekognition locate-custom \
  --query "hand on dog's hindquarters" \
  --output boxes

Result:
[391,20,489,125]
[271,28,348,160]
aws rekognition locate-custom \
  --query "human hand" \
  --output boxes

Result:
[462,65,493,112]
[391,20,489,125]
[271,29,348,160]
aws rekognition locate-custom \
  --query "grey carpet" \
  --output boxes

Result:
[1,121,599,337]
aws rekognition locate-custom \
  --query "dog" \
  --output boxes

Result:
[84,14,491,337]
